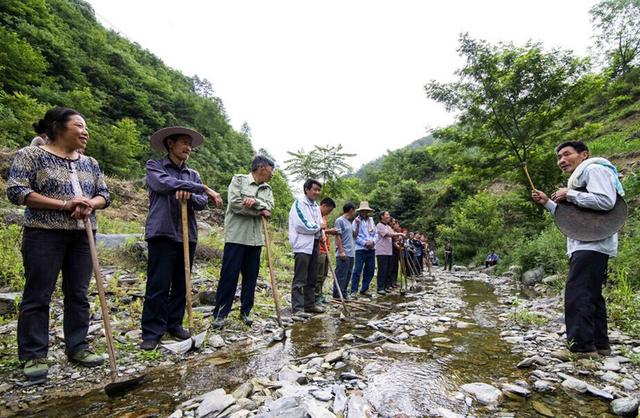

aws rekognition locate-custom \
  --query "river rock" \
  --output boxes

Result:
[381,342,427,354]
[531,400,554,417]
[301,399,336,418]
[611,397,640,416]
[209,334,226,348]
[585,383,613,400]
[560,376,587,393]
[501,383,531,397]
[236,398,258,411]
[232,383,253,400]
[533,380,555,392]
[601,358,622,372]
[324,350,343,364]
[460,383,503,406]
[516,355,547,368]
[431,337,451,343]
[521,266,544,286]
[278,367,307,384]
[196,388,235,418]
[436,407,465,418]
[310,389,333,402]
[346,394,374,418]
[0,292,20,315]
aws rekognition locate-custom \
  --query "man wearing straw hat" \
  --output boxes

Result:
[350,201,378,297]
[140,127,223,350]
[211,155,275,330]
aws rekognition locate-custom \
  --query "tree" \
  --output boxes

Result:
[590,0,640,77]
[284,144,355,183]
[425,34,588,181]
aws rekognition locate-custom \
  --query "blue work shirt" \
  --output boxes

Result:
[352,215,378,251]
[144,157,208,243]
[334,215,355,258]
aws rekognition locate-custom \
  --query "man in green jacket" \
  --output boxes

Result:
[212,156,275,329]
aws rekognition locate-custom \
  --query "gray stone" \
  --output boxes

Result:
[310,389,333,402]
[410,328,427,337]
[381,342,427,353]
[436,407,465,418]
[502,383,531,397]
[232,383,253,400]
[601,358,622,372]
[228,411,251,418]
[621,378,638,391]
[323,350,343,364]
[196,389,235,418]
[209,334,226,348]
[516,355,547,368]
[278,367,307,384]
[601,370,621,383]
[431,337,451,343]
[533,380,555,392]
[0,293,20,315]
[346,394,374,418]
[585,384,613,400]
[332,384,347,415]
[307,357,324,369]
[560,377,587,393]
[610,397,640,416]
[236,398,257,411]
[301,399,336,418]
[460,383,503,406]
[521,266,544,286]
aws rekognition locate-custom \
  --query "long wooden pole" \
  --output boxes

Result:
[84,220,117,383]
[261,217,283,326]
[323,234,350,316]
[521,162,537,191]
[180,200,194,337]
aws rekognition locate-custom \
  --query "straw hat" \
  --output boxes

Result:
[356,201,375,213]
[149,127,204,151]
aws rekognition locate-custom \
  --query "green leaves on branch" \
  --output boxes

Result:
[284,144,355,184]
[590,0,640,77]
[425,33,588,166]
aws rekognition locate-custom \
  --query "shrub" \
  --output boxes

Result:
[0,223,24,290]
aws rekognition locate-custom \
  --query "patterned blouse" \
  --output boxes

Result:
[6,146,111,230]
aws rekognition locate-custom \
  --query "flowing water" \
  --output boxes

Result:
[16,279,612,417]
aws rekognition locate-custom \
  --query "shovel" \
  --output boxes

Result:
[162,200,206,354]
[84,219,144,397]
[261,217,284,328]
[325,249,350,317]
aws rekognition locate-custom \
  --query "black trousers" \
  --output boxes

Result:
[565,250,609,352]
[141,237,195,341]
[376,255,392,291]
[444,254,453,271]
[213,243,262,319]
[390,250,399,286]
[18,228,93,361]
[292,240,320,312]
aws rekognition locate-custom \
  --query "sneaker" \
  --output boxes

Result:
[212,317,225,330]
[293,311,312,319]
[597,346,612,356]
[240,313,253,326]
[69,349,104,367]
[168,328,191,341]
[23,359,48,380]
[359,291,371,298]
[305,305,325,314]
[377,290,387,295]
[139,339,159,351]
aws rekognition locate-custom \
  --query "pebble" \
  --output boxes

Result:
[610,397,640,416]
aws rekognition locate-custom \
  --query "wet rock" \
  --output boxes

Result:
[196,388,235,417]
[198,291,217,306]
[332,384,347,414]
[168,410,183,418]
[381,342,426,354]
[601,370,622,384]
[346,394,374,418]
[516,355,547,368]
[431,337,451,343]
[323,350,343,364]
[501,383,531,397]
[621,378,638,391]
[278,367,307,384]
[460,383,503,406]
[610,397,640,416]
[232,383,253,400]
[533,380,555,392]
[560,376,587,393]
[585,383,613,400]
[531,400,554,417]
[521,266,544,286]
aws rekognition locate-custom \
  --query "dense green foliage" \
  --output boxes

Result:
[0,0,254,188]
[354,6,640,294]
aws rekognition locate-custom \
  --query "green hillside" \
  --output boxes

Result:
[0,0,253,187]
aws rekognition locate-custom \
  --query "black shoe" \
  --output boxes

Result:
[240,313,253,326]
[168,328,191,341]
[212,317,225,330]
[139,339,159,351]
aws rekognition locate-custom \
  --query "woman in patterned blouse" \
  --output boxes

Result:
[7,107,111,381]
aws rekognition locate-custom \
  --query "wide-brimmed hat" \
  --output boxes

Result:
[356,201,375,213]
[149,127,204,151]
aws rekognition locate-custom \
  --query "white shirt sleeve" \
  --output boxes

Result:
[567,165,617,211]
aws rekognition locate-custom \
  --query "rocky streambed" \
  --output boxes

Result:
[4,268,640,417]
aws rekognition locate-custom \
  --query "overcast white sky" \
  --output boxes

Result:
[87,0,598,170]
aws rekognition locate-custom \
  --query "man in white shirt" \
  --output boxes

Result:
[532,140,622,359]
